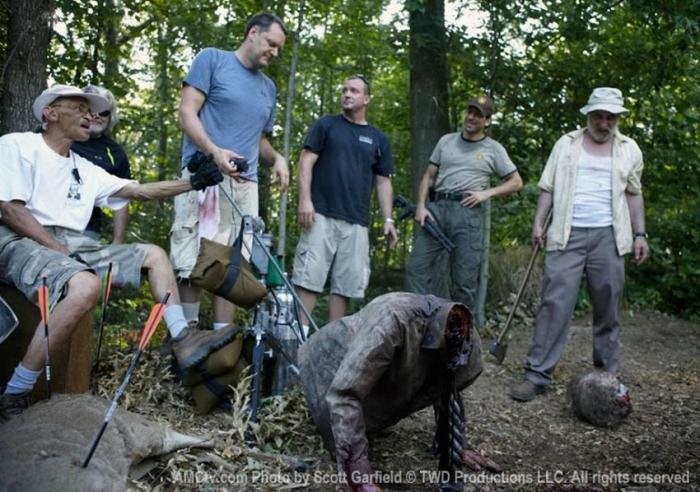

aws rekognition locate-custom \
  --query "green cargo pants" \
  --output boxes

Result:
[405,200,487,326]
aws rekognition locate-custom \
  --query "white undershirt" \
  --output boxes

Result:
[571,147,613,228]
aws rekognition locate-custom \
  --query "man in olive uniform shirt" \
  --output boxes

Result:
[406,95,522,327]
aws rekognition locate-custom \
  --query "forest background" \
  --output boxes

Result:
[1,0,699,325]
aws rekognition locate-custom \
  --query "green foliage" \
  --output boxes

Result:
[446,0,700,318]
[38,0,700,319]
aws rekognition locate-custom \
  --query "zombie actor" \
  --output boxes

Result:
[298,292,499,491]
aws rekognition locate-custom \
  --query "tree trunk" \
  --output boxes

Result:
[102,0,119,88]
[475,1,504,330]
[407,0,451,300]
[277,0,306,259]
[155,23,169,182]
[1,0,55,134]
[408,0,450,200]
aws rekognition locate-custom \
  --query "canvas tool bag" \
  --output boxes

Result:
[191,359,248,415]
[182,331,244,387]
[190,225,267,309]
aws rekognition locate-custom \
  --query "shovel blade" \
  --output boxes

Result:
[489,339,508,364]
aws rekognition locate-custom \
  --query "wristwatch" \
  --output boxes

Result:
[633,232,648,239]
[384,218,395,224]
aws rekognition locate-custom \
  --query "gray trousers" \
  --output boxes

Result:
[525,226,625,385]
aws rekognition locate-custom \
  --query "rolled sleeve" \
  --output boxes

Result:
[625,142,644,195]
[538,136,566,193]
[537,159,556,193]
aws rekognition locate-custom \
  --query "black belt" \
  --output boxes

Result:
[433,191,464,201]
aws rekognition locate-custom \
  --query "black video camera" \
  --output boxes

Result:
[186,151,249,174]
[230,157,249,174]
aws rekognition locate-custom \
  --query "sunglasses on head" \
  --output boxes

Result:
[352,74,371,95]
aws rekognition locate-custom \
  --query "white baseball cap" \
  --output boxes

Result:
[580,87,629,115]
[32,84,111,122]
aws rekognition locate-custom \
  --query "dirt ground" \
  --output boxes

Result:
[104,309,698,491]
[374,310,700,491]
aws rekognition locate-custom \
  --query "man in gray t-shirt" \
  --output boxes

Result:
[406,95,522,327]
[170,13,289,331]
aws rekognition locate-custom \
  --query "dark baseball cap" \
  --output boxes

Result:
[468,95,494,118]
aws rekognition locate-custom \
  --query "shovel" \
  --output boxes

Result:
[489,243,542,364]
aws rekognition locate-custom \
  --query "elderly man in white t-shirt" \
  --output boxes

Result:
[510,87,650,402]
[0,85,235,419]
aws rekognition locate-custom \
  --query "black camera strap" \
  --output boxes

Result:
[215,221,245,298]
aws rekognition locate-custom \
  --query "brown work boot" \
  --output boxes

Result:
[0,391,32,422]
[154,321,200,357]
[509,379,546,402]
[171,324,238,372]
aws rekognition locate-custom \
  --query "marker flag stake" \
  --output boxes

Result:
[39,276,51,400]
[82,291,171,468]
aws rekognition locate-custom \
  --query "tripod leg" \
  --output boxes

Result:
[265,332,300,376]
[249,335,265,424]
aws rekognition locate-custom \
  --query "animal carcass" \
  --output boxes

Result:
[0,394,212,491]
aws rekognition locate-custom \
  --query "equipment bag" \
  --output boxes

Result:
[190,359,247,415]
[182,330,243,386]
[190,224,267,309]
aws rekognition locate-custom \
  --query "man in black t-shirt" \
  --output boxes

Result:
[71,85,131,243]
[292,75,398,326]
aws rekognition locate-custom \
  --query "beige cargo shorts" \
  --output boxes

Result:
[291,213,370,298]
[169,171,258,280]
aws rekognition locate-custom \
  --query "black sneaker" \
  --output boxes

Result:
[0,391,32,421]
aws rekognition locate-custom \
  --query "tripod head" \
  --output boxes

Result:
[241,215,273,279]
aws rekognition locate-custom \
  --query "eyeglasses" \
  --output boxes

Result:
[50,102,91,115]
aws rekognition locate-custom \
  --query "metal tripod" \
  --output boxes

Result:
[216,184,314,425]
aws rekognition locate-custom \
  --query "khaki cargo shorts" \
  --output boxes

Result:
[0,225,149,308]
[291,213,370,298]
[170,171,258,280]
